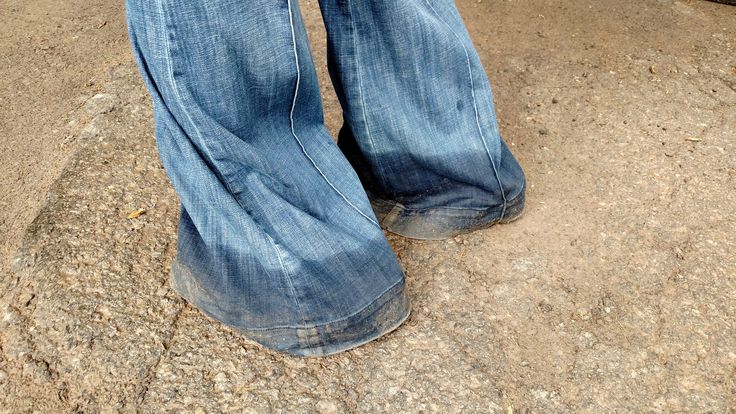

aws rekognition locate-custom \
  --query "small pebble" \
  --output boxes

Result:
[84,93,116,116]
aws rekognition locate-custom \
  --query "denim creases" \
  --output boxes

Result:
[339,125,527,240]
[126,0,525,356]
[171,258,411,357]
[369,184,526,241]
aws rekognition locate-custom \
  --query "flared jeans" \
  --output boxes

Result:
[126,0,526,356]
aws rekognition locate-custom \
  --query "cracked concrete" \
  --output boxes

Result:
[1,0,735,412]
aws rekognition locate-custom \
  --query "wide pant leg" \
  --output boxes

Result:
[319,0,526,240]
[125,0,410,356]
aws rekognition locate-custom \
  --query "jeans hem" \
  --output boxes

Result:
[169,260,411,357]
[369,185,526,240]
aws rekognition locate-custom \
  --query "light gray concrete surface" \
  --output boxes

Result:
[1,0,735,412]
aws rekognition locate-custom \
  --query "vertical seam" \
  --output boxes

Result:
[423,1,508,218]
[287,0,380,228]
[271,238,313,350]
[347,0,389,190]
[155,0,312,347]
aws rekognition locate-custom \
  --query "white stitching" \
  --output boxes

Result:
[155,0,311,344]
[423,0,508,218]
[287,0,380,227]
[272,238,313,349]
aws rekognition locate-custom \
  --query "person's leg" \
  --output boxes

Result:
[125,0,410,357]
[319,0,526,240]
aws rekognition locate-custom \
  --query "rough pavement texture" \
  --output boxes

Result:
[0,0,131,282]
[2,0,735,412]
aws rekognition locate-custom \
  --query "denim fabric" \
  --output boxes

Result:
[125,0,525,356]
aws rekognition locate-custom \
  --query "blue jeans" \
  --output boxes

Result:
[126,0,525,357]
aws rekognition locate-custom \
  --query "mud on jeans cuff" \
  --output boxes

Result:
[369,186,526,240]
[169,260,412,357]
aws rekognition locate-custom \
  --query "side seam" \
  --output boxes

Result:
[286,0,380,228]
[422,1,508,219]
[155,0,311,345]
[346,0,390,192]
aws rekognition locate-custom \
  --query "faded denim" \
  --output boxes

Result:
[125,0,525,356]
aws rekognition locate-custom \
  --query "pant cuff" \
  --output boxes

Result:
[169,260,411,357]
[369,186,526,240]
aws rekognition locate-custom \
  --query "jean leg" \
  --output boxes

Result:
[318,0,526,240]
[125,0,410,356]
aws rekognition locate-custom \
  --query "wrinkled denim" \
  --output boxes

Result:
[125,0,525,356]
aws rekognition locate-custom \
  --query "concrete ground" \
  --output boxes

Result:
[1,0,735,412]
[0,0,131,283]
